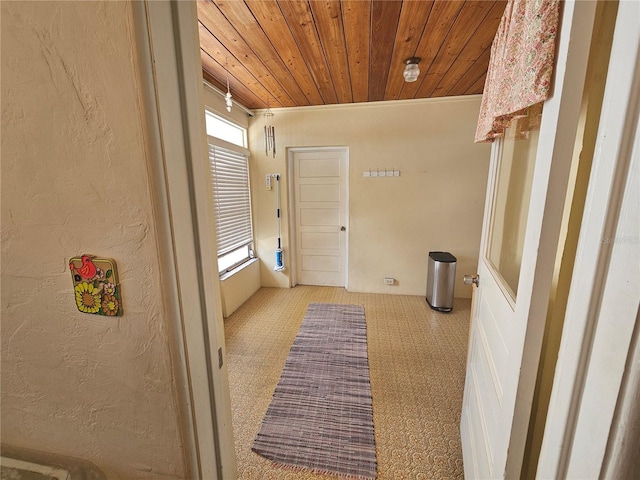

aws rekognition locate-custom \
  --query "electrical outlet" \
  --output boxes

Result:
[384,277,395,285]
[266,174,272,190]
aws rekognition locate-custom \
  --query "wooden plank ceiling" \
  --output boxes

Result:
[197,0,506,110]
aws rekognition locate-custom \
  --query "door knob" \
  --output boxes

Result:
[463,274,479,286]
[340,226,346,231]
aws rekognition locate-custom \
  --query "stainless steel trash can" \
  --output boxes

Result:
[426,251,456,312]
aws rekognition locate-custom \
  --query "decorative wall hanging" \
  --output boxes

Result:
[69,255,122,316]
[264,100,276,158]
[475,0,560,142]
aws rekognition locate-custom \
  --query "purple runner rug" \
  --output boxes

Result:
[252,302,377,479]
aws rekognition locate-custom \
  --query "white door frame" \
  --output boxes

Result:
[132,2,236,479]
[537,1,640,476]
[132,0,638,478]
[287,146,350,288]
[462,1,598,477]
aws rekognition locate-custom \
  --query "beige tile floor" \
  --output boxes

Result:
[224,286,470,479]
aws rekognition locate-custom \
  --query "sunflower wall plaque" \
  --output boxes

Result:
[69,255,122,316]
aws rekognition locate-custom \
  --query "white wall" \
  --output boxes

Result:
[219,259,260,318]
[1,2,185,478]
[249,97,491,297]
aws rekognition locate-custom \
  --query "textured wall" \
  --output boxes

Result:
[249,97,491,297]
[1,2,186,478]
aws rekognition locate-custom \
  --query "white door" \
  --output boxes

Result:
[291,147,348,287]
[460,2,598,478]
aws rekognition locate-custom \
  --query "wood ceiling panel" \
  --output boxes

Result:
[342,0,371,103]
[197,0,504,110]
[198,5,293,108]
[467,72,487,95]
[278,0,339,104]
[310,0,353,103]
[245,0,325,106]
[369,0,403,101]
[399,0,466,100]
[418,1,500,98]
[200,50,264,109]
[446,45,492,96]
[384,0,435,101]
[430,1,505,97]
[207,0,311,107]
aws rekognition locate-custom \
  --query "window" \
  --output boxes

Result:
[206,111,253,274]
[205,110,247,148]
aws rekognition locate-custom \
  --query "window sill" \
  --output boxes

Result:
[219,257,258,282]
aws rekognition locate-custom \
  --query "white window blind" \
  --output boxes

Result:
[209,142,253,258]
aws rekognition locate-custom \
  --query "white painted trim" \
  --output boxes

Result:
[133,1,236,479]
[601,305,640,478]
[286,153,298,287]
[537,1,640,476]
[207,135,251,157]
[504,1,598,476]
[130,3,199,477]
[254,93,483,115]
[344,148,350,290]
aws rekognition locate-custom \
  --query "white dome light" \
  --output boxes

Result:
[403,57,421,83]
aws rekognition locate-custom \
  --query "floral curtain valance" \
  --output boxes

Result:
[475,0,560,143]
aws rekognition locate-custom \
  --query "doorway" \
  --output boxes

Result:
[288,147,349,287]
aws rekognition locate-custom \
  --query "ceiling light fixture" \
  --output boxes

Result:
[403,57,421,83]
[224,58,232,112]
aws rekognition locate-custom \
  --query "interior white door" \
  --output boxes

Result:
[462,109,543,480]
[460,2,597,478]
[291,148,347,287]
